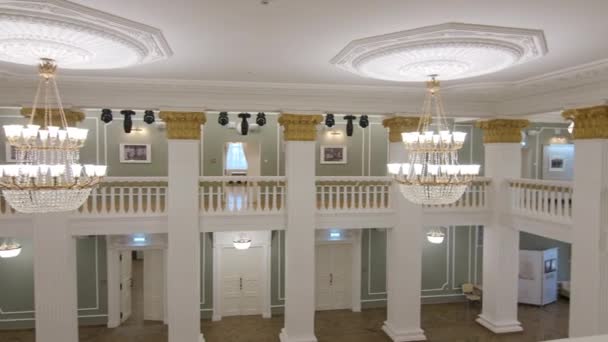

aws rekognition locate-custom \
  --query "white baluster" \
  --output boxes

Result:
[272,185,278,212]
[320,185,325,210]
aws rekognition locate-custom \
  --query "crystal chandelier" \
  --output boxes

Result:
[387,76,480,205]
[426,228,446,244]
[0,59,107,213]
[0,239,22,258]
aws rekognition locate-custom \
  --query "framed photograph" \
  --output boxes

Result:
[5,144,17,162]
[549,154,565,171]
[120,144,151,163]
[320,145,347,164]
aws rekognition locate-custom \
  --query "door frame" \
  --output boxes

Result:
[106,235,168,328]
[212,231,272,321]
[315,230,362,312]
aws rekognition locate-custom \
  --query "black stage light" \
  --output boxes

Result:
[238,112,251,135]
[101,108,113,123]
[344,115,356,137]
[325,113,335,127]
[120,110,136,133]
[218,112,229,126]
[256,112,267,126]
[359,115,369,128]
[143,110,155,124]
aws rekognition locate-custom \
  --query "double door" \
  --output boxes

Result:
[315,244,352,311]
[220,247,263,316]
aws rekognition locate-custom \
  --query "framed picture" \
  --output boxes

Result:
[120,144,151,163]
[320,145,347,164]
[549,154,565,171]
[5,144,17,162]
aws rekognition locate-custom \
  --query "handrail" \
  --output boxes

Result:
[508,177,572,222]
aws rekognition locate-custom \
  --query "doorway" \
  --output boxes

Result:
[220,246,264,317]
[212,231,271,321]
[315,244,353,310]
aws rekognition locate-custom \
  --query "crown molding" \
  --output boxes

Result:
[0,57,607,118]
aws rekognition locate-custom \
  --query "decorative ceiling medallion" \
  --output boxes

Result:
[331,23,548,82]
[0,0,172,69]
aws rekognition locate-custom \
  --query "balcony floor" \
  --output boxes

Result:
[0,300,568,341]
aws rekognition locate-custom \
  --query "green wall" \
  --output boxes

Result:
[0,236,107,329]
[522,122,572,179]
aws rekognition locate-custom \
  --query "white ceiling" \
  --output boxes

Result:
[1,0,606,85]
[0,0,607,117]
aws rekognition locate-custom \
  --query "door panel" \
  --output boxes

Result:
[221,248,243,317]
[315,244,353,311]
[315,245,333,310]
[120,251,133,322]
[240,247,263,315]
[143,250,164,321]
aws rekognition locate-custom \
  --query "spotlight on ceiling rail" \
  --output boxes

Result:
[256,112,267,126]
[218,112,229,126]
[325,113,335,127]
[120,110,136,133]
[359,115,369,128]
[101,108,113,123]
[143,110,155,124]
[344,115,356,137]
[238,112,251,135]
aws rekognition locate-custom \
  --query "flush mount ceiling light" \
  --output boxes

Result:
[0,239,22,258]
[0,0,172,69]
[331,23,547,82]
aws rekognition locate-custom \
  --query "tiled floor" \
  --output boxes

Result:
[0,260,569,342]
[0,300,569,342]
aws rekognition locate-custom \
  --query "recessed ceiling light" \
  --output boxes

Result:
[331,23,548,82]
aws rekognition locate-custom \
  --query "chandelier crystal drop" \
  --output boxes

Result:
[388,76,480,205]
[0,58,107,213]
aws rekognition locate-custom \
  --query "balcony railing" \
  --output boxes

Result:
[78,177,168,216]
[508,178,573,223]
[199,176,286,214]
[316,176,392,212]
[424,177,492,210]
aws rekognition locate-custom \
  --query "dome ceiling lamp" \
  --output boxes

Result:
[388,76,480,205]
[426,227,446,244]
[0,58,107,213]
[233,233,252,250]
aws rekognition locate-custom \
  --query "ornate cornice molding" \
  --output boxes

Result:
[158,111,206,140]
[277,113,323,141]
[562,105,608,140]
[20,107,84,126]
[476,119,529,144]
[382,116,422,143]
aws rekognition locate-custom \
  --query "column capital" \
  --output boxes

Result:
[21,107,85,126]
[159,111,206,140]
[382,116,422,143]
[278,113,323,141]
[476,119,529,144]
[562,105,608,140]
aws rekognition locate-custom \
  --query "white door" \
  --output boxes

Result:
[315,244,353,311]
[119,251,133,322]
[220,247,263,316]
[143,250,165,321]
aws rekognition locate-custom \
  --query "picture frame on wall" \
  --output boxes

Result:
[549,153,565,171]
[119,144,151,163]
[320,145,347,164]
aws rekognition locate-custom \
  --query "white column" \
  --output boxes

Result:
[569,139,608,337]
[33,213,79,342]
[382,141,426,342]
[160,111,206,342]
[476,143,523,333]
[280,140,317,342]
[278,113,322,342]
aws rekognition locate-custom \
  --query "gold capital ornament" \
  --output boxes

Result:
[562,105,608,140]
[382,116,422,143]
[21,107,85,127]
[476,119,529,144]
[278,113,323,141]
[159,111,206,140]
